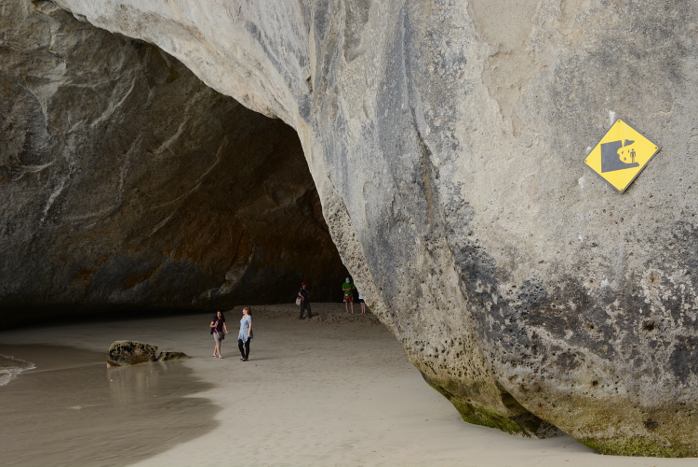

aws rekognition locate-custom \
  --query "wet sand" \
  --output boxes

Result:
[0,304,694,466]
[0,344,216,467]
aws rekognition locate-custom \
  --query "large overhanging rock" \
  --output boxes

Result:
[16,0,698,456]
[0,1,347,326]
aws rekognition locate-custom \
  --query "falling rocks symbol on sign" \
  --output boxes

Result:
[601,139,639,173]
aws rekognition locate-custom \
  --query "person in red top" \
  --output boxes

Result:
[342,278,356,314]
[210,310,229,358]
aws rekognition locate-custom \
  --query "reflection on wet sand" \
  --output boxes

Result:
[0,344,218,467]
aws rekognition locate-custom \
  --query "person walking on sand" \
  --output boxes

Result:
[210,310,229,358]
[298,281,312,319]
[238,306,253,361]
[343,277,356,314]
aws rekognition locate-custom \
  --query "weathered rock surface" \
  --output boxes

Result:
[156,351,188,362]
[0,1,348,327]
[106,340,158,366]
[7,0,698,456]
[105,341,188,365]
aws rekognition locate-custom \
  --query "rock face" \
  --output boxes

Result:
[6,0,698,456]
[0,1,348,328]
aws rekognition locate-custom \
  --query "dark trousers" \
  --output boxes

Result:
[238,339,250,360]
[299,300,312,319]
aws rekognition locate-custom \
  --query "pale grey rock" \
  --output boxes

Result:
[10,0,698,456]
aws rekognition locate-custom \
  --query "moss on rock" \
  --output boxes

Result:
[580,437,693,458]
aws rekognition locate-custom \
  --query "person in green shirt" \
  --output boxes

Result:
[342,277,356,314]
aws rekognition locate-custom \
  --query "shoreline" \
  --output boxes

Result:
[0,304,694,466]
[0,343,216,467]
[0,352,34,386]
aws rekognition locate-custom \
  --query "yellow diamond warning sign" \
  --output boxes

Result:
[584,119,660,193]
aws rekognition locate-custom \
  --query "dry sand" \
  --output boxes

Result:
[0,303,694,467]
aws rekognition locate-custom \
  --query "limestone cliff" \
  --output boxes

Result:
[6,0,698,456]
[0,1,348,327]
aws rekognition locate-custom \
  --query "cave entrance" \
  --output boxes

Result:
[0,5,348,328]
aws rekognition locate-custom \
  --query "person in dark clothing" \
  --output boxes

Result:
[210,310,229,358]
[298,281,312,319]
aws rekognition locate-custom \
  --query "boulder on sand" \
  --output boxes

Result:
[106,341,189,366]
[106,341,158,366]
[157,351,188,362]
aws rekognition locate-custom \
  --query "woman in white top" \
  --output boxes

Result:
[238,306,253,361]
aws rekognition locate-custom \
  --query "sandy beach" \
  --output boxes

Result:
[0,303,694,467]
